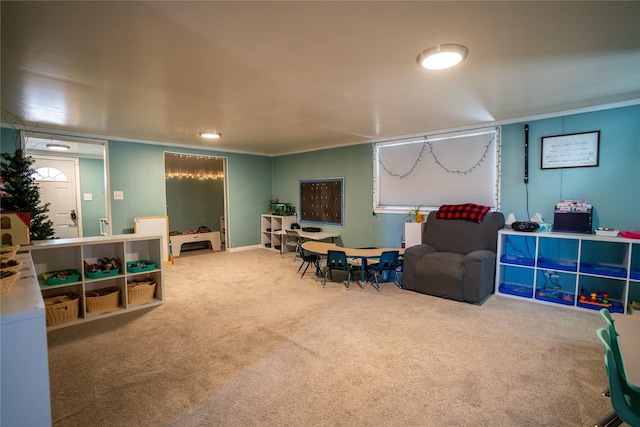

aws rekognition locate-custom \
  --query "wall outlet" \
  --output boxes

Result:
[113,191,124,200]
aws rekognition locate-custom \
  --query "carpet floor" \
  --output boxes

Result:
[46,249,620,426]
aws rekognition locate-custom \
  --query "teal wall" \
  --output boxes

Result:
[165,177,224,233]
[273,104,640,247]
[500,105,640,231]
[273,144,405,248]
[79,158,106,237]
[0,127,20,153]
[2,104,638,249]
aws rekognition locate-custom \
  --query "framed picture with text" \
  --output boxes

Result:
[541,130,600,169]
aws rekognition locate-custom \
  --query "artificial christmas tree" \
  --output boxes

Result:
[1,148,55,241]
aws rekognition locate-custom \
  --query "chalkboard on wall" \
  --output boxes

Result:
[299,178,344,226]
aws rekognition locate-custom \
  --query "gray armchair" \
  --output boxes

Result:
[403,211,504,304]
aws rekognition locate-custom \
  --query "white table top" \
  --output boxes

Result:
[276,229,339,241]
[613,314,640,387]
[301,241,404,258]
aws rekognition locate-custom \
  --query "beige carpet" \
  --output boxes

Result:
[47,249,618,426]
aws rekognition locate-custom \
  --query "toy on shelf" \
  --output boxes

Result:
[537,289,573,302]
[578,290,611,307]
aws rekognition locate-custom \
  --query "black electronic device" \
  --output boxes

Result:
[302,227,322,232]
[554,211,592,234]
[524,124,529,184]
[553,201,593,233]
[511,221,539,232]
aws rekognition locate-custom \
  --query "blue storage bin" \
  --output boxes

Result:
[127,260,156,273]
[535,289,575,306]
[42,269,81,286]
[580,263,626,278]
[85,268,120,279]
[630,269,640,280]
[500,255,535,267]
[499,282,533,298]
[537,258,577,272]
[577,299,624,313]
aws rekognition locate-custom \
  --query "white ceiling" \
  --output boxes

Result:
[2,1,639,156]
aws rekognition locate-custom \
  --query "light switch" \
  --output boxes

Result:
[113,191,124,200]
[83,193,93,201]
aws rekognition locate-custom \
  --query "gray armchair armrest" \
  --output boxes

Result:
[460,250,497,304]
[402,244,438,291]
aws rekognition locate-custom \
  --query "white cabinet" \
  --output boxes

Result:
[495,229,640,314]
[0,253,52,426]
[261,214,296,251]
[404,222,425,248]
[28,234,164,330]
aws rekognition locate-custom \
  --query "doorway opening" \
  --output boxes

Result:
[164,152,227,256]
[23,132,110,238]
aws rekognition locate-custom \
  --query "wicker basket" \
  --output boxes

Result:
[1,259,22,274]
[0,246,18,260]
[45,293,79,326]
[86,287,120,313]
[0,244,19,254]
[127,280,156,304]
[0,270,19,294]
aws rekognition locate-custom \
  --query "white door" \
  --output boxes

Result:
[32,157,81,239]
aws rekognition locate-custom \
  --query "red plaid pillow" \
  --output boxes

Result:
[436,203,491,223]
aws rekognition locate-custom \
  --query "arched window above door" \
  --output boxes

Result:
[33,167,69,182]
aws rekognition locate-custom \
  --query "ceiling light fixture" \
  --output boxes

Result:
[46,143,71,151]
[417,44,468,70]
[199,131,222,139]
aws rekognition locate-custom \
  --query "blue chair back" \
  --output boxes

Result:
[596,328,640,425]
[377,251,399,269]
[327,250,349,270]
[600,309,629,383]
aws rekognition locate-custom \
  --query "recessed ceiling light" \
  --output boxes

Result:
[199,131,222,139]
[417,44,468,70]
[46,143,71,151]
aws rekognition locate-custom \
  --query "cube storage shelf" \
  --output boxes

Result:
[29,234,164,330]
[495,229,640,314]
[261,214,297,252]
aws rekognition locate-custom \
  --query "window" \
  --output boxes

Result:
[373,127,500,213]
[32,167,69,182]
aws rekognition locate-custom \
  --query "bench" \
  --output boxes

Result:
[170,232,221,257]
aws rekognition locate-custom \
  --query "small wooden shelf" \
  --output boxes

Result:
[261,214,297,252]
[28,234,164,330]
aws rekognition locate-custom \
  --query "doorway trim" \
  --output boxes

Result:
[163,152,229,250]
[32,155,83,238]
[22,131,112,237]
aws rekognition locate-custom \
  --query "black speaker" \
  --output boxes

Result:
[511,221,539,232]
[524,124,529,184]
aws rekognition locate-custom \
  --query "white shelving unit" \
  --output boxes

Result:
[495,229,640,314]
[28,234,164,330]
[261,214,296,252]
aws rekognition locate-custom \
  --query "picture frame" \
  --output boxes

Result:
[541,130,600,169]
